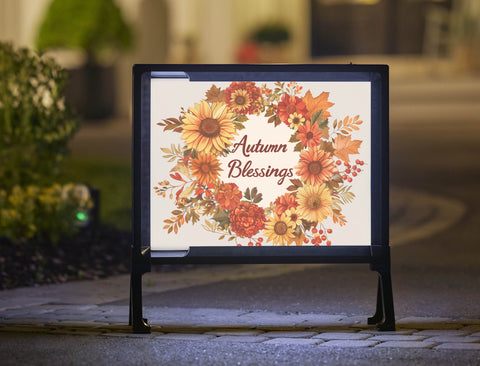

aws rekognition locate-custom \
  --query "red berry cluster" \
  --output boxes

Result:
[237,237,264,247]
[336,159,364,183]
[304,227,333,246]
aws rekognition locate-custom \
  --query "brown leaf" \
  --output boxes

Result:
[290,179,303,187]
[205,85,225,103]
[303,90,334,118]
[333,135,362,162]
[318,141,335,155]
[321,127,329,140]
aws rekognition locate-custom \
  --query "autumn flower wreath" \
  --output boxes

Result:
[154,81,365,246]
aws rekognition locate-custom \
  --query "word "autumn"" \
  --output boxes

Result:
[226,135,293,185]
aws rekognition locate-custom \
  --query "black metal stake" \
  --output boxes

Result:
[369,248,396,331]
[129,245,151,333]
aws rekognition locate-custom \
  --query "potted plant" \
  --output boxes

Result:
[36,0,133,119]
[250,22,291,63]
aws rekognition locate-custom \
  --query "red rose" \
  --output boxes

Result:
[215,183,242,210]
[229,201,266,238]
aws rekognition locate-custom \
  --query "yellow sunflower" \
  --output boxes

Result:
[284,207,302,228]
[182,100,237,154]
[229,89,252,114]
[190,153,222,186]
[296,184,333,223]
[264,212,295,246]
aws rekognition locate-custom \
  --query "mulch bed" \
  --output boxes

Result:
[0,225,199,290]
[0,225,132,290]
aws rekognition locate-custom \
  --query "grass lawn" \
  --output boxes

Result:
[60,156,132,231]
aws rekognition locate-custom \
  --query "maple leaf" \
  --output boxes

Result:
[303,90,334,119]
[333,135,362,162]
[205,85,225,103]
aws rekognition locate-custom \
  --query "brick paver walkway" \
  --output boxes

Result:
[1,305,479,351]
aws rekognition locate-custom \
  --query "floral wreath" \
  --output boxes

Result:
[154,81,365,246]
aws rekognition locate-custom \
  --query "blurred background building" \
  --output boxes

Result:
[0,0,479,119]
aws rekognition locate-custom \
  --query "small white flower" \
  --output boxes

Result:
[42,90,53,109]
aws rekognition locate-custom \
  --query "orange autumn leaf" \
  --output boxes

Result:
[303,90,334,119]
[333,135,362,162]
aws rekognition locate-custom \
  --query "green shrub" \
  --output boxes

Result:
[36,0,133,64]
[0,42,79,189]
[0,183,93,243]
[0,43,88,243]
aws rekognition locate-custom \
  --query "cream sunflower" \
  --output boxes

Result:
[296,184,333,223]
[182,100,237,154]
[287,112,305,130]
[284,207,302,228]
[264,212,295,246]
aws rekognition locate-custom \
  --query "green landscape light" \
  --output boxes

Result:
[76,212,89,222]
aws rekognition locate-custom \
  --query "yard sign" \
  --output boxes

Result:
[130,64,394,333]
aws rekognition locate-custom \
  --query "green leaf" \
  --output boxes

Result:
[318,119,329,129]
[293,142,303,152]
[312,110,323,124]
[289,133,298,143]
[236,115,248,122]
[213,209,230,229]
[234,122,246,131]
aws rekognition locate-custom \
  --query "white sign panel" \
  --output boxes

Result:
[150,79,371,250]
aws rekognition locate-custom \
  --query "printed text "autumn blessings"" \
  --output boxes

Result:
[227,135,293,185]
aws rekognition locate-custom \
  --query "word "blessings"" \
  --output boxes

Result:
[226,135,293,185]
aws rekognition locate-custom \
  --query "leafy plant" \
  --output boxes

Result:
[251,23,291,44]
[0,183,93,243]
[36,0,133,64]
[0,42,79,190]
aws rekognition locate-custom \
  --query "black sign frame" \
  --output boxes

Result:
[130,64,394,333]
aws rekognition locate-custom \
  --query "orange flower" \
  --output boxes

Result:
[296,184,333,223]
[296,147,338,186]
[277,95,308,125]
[215,182,242,210]
[190,154,222,186]
[182,101,237,154]
[229,202,266,238]
[296,120,322,148]
[274,192,298,216]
